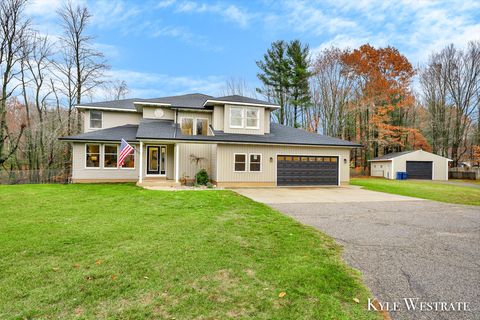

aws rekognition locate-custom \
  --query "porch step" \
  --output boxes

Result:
[137,179,181,188]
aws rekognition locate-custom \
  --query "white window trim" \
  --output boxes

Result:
[89,110,103,129]
[245,108,260,129]
[249,153,262,173]
[85,143,101,169]
[229,107,244,129]
[233,153,247,172]
[195,117,209,136]
[103,144,118,169]
[180,117,209,136]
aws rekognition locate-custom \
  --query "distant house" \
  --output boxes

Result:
[60,93,360,186]
[369,150,452,180]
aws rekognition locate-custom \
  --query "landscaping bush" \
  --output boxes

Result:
[195,169,209,185]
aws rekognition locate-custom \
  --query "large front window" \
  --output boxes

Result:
[90,110,102,128]
[103,145,117,168]
[86,144,100,167]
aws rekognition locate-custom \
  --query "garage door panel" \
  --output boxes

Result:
[277,155,339,186]
[406,161,432,180]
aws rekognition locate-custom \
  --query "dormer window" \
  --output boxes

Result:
[230,107,244,128]
[90,110,102,128]
[229,106,260,129]
[246,108,259,129]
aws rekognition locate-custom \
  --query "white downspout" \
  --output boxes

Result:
[139,141,143,183]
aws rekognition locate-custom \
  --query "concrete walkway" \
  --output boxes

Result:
[233,185,421,204]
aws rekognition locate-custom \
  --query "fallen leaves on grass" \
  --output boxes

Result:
[95,259,103,265]
[111,275,117,280]
[278,292,286,298]
[353,298,360,303]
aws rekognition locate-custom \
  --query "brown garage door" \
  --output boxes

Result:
[277,155,339,186]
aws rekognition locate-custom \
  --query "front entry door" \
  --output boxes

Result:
[147,146,166,175]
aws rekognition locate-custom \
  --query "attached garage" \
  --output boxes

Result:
[369,150,451,181]
[277,155,339,186]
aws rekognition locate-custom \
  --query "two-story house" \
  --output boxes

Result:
[60,93,360,186]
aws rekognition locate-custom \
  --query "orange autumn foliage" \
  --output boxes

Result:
[341,44,430,159]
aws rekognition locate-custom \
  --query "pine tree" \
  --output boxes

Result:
[287,40,311,128]
[256,41,290,125]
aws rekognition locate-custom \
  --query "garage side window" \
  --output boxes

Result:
[90,110,102,128]
[249,154,261,172]
[86,144,100,168]
[234,154,246,172]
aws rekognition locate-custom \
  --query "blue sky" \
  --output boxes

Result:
[27,0,480,100]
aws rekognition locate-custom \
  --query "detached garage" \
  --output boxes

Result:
[369,150,452,181]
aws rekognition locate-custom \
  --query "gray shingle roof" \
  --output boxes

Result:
[75,93,279,110]
[58,124,139,142]
[136,93,214,109]
[135,119,176,139]
[60,121,360,147]
[369,150,416,161]
[77,98,139,110]
[135,120,360,147]
[205,95,279,107]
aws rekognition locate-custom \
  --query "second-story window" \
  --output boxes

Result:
[246,108,259,129]
[196,118,208,135]
[181,118,193,135]
[230,107,244,128]
[90,110,102,128]
[229,106,260,129]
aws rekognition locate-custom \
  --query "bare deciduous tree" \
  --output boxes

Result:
[0,0,29,165]
[55,1,109,133]
[310,47,353,137]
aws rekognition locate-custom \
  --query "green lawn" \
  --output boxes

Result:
[0,184,379,320]
[351,178,480,205]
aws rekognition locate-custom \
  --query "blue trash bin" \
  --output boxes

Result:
[403,172,408,180]
[396,172,403,180]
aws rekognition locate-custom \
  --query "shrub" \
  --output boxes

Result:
[195,169,209,185]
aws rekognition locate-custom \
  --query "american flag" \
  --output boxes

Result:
[118,138,134,167]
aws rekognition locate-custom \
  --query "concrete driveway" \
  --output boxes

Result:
[234,187,480,320]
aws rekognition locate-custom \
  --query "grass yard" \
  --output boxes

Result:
[0,184,379,320]
[351,178,480,205]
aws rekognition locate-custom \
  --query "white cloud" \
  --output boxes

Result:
[105,70,226,98]
[281,0,480,64]
[174,1,253,28]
